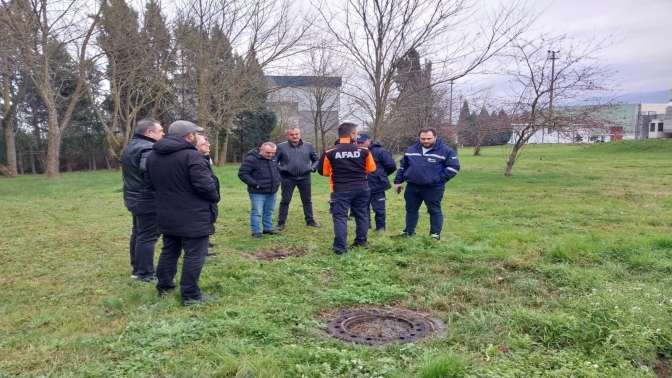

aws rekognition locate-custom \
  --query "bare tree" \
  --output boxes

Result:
[502,33,617,176]
[1,0,101,179]
[0,3,28,177]
[313,0,534,141]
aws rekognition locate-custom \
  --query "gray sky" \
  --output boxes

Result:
[531,0,672,95]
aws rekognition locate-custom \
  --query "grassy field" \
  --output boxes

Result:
[1,140,672,377]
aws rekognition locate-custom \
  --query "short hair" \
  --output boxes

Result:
[285,127,300,134]
[260,142,276,149]
[338,122,358,138]
[135,118,160,135]
[418,127,437,137]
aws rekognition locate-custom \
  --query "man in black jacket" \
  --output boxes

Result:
[355,133,397,231]
[275,127,320,231]
[146,121,220,306]
[238,142,281,238]
[120,118,164,282]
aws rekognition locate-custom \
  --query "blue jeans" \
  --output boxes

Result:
[404,183,445,235]
[249,192,277,233]
[330,189,370,252]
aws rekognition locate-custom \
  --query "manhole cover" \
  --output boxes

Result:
[326,308,446,345]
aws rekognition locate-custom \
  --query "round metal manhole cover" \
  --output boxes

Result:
[326,308,446,345]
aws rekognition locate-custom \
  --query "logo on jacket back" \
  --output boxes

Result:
[334,151,360,159]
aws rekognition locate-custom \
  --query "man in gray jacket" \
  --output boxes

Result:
[276,127,321,231]
[120,118,164,282]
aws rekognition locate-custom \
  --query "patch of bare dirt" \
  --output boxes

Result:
[654,356,672,378]
[246,247,307,261]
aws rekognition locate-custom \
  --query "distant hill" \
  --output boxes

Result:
[617,89,670,104]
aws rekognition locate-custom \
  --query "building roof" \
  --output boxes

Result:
[265,75,342,88]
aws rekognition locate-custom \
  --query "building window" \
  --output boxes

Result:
[650,123,656,132]
[658,123,664,132]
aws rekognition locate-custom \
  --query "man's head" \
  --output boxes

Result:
[418,127,437,149]
[285,127,301,144]
[196,135,210,156]
[259,142,277,159]
[135,118,164,141]
[338,122,358,142]
[356,132,372,148]
[169,120,204,146]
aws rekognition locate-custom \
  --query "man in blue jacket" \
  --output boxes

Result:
[238,142,282,238]
[393,128,460,240]
[355,133,397,231]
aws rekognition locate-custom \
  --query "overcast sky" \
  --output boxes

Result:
[530,0,672,96]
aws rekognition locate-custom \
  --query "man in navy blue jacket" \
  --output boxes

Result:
[393,128,460,240]
[355,133,397,231]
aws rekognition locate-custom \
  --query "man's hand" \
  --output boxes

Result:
[394,183,403,194]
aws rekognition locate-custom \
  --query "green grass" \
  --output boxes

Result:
[1,139,672,377]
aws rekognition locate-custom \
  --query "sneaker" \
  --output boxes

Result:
[205,257,214,262]
[276,223,285,231]
[374,227,386,232]
[158,289,175,297]
[430,233,441,241]
[350,243,368,249]
[206,251,217,256]
[262,230,281,235]
[333,249,348,255]
[182,294,213,306]
[136,274,157,283]
[252,232,264,238]
[392,231,415,238]
[131,272,138,279]
[307,221,322,228]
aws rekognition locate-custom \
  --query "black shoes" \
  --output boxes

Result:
[182,294,213,306]
[158,289,175,297]
[136,274,157,283]
[307,221,321,228]
[276,223,285,231]
[374,227,386,232]
[208,242,216,248]
[392,231,415,238]
[263,230,281,235]
[252,233,264,238]
[333,248,348,255]
[350,243,368,249]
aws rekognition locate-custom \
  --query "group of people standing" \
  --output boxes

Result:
[121,119,460,306]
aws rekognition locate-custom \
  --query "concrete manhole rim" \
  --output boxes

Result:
[326,307,446,345]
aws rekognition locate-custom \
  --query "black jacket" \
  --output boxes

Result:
[146,135,220,237]
[318,137,377,192]
[121,134,157,210]
[238,148,281,194]
[276,140,319,180]
[367,142,397,193]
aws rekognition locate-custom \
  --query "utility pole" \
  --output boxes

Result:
[448,79,454,125]
[547,50,559,144]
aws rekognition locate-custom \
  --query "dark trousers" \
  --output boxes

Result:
[404,183,445,235]
[128,210,160,279]
[369,191,387,229]
[331,188,370,252]
[156,234,209,300]
[278,177,314,224]
[349,191,387,229]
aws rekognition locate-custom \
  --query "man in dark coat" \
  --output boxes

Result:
[318,123,376,254]
[146,120,220,306]
[393,127,460,241]
[120,118,164,282]
[238,142,281,238]
[196,135,219,255]
[275,127,321,231]
[355,133,397,231]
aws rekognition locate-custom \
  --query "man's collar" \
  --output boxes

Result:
[135,134,157,142]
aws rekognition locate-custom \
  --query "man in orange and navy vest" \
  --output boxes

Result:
[318,122,376,254]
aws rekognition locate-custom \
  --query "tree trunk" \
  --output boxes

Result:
[29,145,36,174]
[473,145,481,156]
[3,123,17,177]
[505,143,522,176]
[218,129,229,167]
[45,114,62,179]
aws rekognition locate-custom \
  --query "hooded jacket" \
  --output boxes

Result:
[238,148,281,194]
[367,141,397,193]
[276,140,319,180]
[146,135,220,237]
[393,136,460,187]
